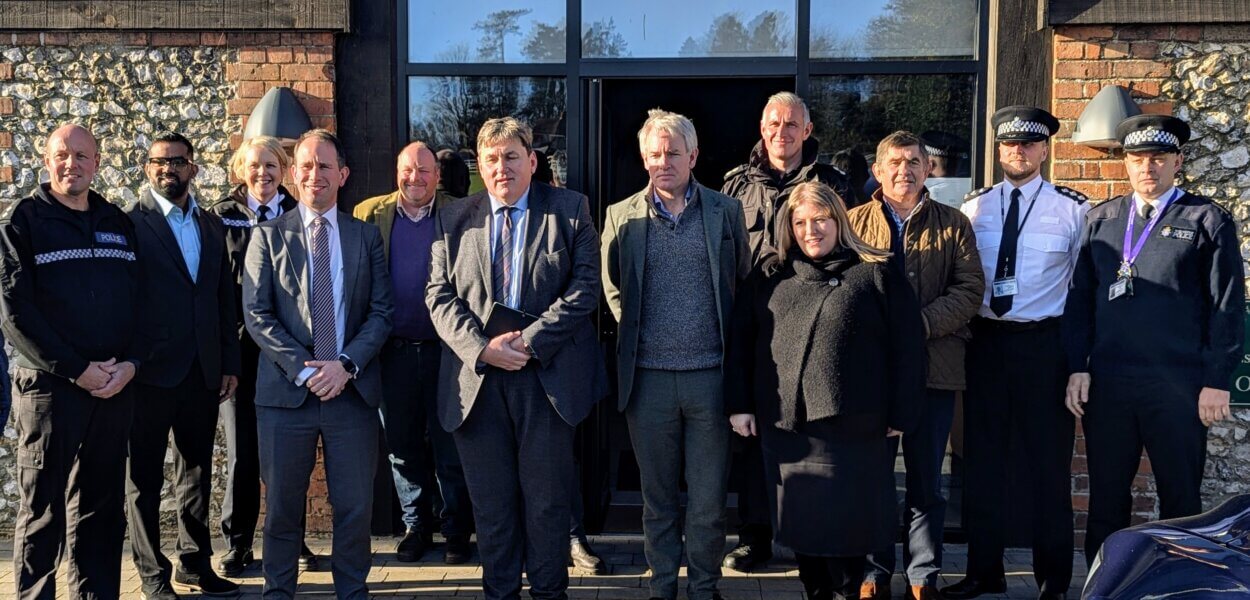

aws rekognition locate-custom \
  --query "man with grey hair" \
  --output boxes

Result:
[603,109,750,600]
[719,90,853,573]
[428,116,606,600]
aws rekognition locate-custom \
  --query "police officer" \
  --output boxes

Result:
[1062,114,1245,566]
[719,91,851,573]
[1,124,144,599]
[944,107,1087,600]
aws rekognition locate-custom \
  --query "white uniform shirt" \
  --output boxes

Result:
[961,176,1089,322]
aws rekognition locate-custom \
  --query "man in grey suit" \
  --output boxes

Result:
[243,129,393,599]
[601,109,751,600]
[426,117,605,600]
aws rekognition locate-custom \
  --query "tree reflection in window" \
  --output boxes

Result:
[811,0,977,60]
[408,76,566,167]
[809,75,974,160]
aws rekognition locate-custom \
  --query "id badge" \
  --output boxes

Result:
[1108,277,1132,301]
[991,277,1019,298]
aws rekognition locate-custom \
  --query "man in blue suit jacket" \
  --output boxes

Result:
[243,129,393,600]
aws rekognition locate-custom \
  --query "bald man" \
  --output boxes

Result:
[1,124,144,599]
[354,142,473,565]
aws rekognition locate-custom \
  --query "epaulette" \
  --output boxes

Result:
[963,186,992,202]
[1054,185,1088,204]
[723,164,748,181]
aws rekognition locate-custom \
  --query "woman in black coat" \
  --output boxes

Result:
[726,182,927,599]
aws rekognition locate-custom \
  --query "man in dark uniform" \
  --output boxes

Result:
[1063,114,1245,567]
[719,91,851,572]
[125,132,242,599]
[944,107,1087,600]
[1,124,143,599]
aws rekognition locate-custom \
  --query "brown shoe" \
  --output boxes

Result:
[860,581,890,600]
[909,584,943,600]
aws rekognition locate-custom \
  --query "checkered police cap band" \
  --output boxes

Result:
[1124,128,1180,148]
[924,144,948,157]
[996,118,1050,137]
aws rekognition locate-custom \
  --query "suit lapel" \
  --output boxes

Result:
[375,193,397,261]
[465,194,492,300]
[623,191,650,289]
[192,207,217,285]
[340,214,362,314]
[522,184,549,300]
[280,212,311,325]
[141,192,193,283]
[698,186,724,303]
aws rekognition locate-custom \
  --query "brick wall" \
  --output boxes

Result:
[1051,24,1250,548]
[0,29,338,534]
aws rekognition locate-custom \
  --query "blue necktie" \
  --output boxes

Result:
[493,207,514,307]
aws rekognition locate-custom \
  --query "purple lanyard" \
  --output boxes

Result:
[1121,188,1180,269]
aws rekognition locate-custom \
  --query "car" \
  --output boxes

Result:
[1083,494,1250,598]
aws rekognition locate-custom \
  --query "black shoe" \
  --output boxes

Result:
[299,545,319,571]
[941,577,1007,599]
[569,539,607,574]
[396,528,429,563]
[140,579,180,600]
[216,546,254,578]
[444,535,472,565]
[722,542,772,571]
[173,569,240,597]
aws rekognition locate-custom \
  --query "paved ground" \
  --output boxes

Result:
[0,535,1088,598]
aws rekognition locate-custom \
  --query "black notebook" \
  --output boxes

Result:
[483,302,540,337]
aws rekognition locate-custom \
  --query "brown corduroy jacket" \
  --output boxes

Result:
[847,188,984,390]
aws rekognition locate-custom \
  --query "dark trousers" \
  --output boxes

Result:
[728,433,773,547]
[454,367,574,600]
[797,554,865,600]
[963,318,1074,593]
[1083,375,1207,566]
[864,389,955,587]
[379,338,472,536]
[258,388,379,600]
[12,367,134,600]
[221,340,310,552]
[126,367,220,580]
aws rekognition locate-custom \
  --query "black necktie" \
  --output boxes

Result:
[1140,202,1155,221]
[257,205,271,223]
[990,189,1022,317]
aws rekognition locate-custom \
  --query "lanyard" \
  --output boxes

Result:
[1121,187,1180,272]
[999,183,1043,233]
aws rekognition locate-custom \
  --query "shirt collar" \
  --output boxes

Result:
[247,191,285,215]
[649,181,695,221]
[397,197,434,222]
[489,187,530,215]
[298,203,340,230]
[1005,174,1045,198]
[1134,186,1179,209]
[151,189,196,218]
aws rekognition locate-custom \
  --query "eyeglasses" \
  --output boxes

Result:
[147,157,192,169]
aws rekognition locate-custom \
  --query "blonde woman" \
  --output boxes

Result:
[725,181,926,600]
[207,136,318,575]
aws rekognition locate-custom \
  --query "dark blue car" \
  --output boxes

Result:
[1083,494,1250,598]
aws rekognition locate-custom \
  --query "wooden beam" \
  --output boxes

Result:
[0,0,349,30]
[984,0,1053,182]
[1049,0,1250,24]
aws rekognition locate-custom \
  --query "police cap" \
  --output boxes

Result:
[1116,114,1190,154]
[920,130,968,158]
[992,105,1060,142]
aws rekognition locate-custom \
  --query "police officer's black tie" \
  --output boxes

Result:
[257,204,271,223]
[493,206,514,306]
[991,188,1022,317]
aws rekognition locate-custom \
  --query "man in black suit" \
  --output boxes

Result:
[427,117,606,600]
[125,132,242,599]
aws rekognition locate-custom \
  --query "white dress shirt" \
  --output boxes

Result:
[247,191,287,220]
[294,203,347,385]
[961,176,1090,322]
[488,189,530,309]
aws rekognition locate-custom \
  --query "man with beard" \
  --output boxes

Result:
[719,91,852,573]
[125,132,242,599]
[848,131,983,600]
[943,107,1087,600]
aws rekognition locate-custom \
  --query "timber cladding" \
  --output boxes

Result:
[1048,0,1250,25]
[0,1,349,30]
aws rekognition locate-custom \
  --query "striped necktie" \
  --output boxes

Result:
[493,207,514,306]
[310,216,337,360]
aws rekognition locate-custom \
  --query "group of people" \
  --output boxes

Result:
[1,88,1242,600]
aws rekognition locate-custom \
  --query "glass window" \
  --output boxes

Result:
[808,75,975,206]
[408,76,568,190]
[810,0,978,60]
[407,0,566,63]
[582,0,795,58]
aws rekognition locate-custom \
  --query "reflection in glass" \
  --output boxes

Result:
[810,0,977,60]
[582,0,794,58]
[808,75,974,203]
[408,0,566,63]
[408,77,567,191]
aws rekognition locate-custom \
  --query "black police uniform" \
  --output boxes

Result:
[1062,115,1246,567]
[0,183,143,599]
[206,184,299,556]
